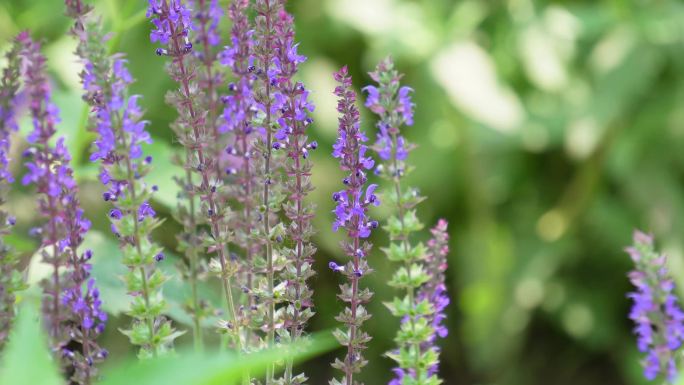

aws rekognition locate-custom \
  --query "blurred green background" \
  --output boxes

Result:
[2,0,684,384]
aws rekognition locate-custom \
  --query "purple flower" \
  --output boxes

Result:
[0,33,25,351]
[627,230,684,382]
[364,58,414,164]
[69,0,175,358]
[329,262,344,273]
[0,40,22,183]
[147,0,193,45]
[329,66,375,384]
[220,0,254,136]
[19,31,105,380]
[150,0,238,356]
[191,0,221,47]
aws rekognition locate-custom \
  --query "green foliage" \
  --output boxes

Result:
[0,304,334,385]
[0,303,62,385]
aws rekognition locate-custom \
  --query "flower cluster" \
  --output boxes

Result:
[67,0,180,358]
[0,34,25,350]
[365,57,448,385]
[19,31,106,383]
[329,66,377,385]
[627,230,684,382]
[148,0,242,354]
[0,3,459,385]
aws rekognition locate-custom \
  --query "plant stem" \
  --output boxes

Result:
[259,2,276,381]
[390,132,421,380]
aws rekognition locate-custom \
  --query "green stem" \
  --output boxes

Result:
[390,132,422,380]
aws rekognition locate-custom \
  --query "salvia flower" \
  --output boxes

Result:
[271,6,318,383]
[67,1,180,358]
[626,230,684,382]
[148,0,242,353]
[0,33,26,350]
[246,2,290,380]
[365,57,447,384]
[220,0,263,356]
[330,66,376,385]
[391,220,450,385]
[19,31,106,383]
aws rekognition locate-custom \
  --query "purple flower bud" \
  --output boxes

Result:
[109,209,122,220]
[329,262,344,273]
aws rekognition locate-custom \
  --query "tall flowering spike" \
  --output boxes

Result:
[19,32,106,383]
[391,220,450,385]
[365,57,447,385]
[66,1,182,357]
[330,66,376,385]
[148,0,243,354]
[627,230,684,382]
[191,0,224,179]
[0,34,26,350]
[221,0,262,354]
[249,1,289,380]
[272,5,317,383]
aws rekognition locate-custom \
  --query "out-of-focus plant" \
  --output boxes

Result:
[0,302,335,385]
[19,31,107,383]
[626,231,684,383]
[364,57,450,385]
[0,33,25,351]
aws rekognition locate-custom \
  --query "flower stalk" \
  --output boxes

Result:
[329,66,378,385]
[364,57,448,385]
[251,1,288,380]
[220,0,261,353]
[627,230,684,382]
[192,0,224,180]
[20,31,107,383]
[147,0,241,352]
[0,33,25,351]
[271,6,318,384]
[67,0,181,358]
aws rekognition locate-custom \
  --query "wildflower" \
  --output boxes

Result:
[329,66,376,385]
[627,230,684,382]
[148,0,240,354]
[67,0,179,357]
[365,57,448,384]
[19,31,105,382]
[0,33,26,351]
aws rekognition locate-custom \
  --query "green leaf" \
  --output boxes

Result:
[87,230,222,327]
[0,303,62,385]
[98,332,336,385]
